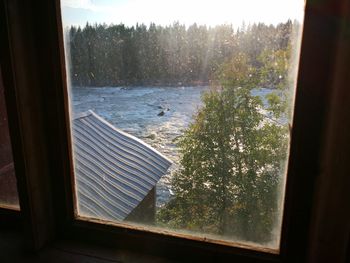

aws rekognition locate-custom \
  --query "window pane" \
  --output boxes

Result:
[61,0,304,250]
[0,70,20,210]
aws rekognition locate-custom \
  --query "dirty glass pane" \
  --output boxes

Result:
[61,0,304,250]
[0,71,20,210]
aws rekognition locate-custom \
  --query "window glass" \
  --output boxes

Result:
[0,70,20,210]
[61,0,304,250]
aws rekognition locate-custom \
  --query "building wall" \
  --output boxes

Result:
[126,187,156,224]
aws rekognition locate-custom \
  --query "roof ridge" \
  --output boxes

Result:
[73,110,94,120]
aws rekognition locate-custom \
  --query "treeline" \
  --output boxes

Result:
[68,20,299,87]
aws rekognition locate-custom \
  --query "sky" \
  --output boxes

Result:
[61,0,305,28]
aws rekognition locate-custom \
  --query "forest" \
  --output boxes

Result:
[68,20,299,87]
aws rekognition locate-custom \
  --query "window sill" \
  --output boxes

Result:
[0,229,178,263]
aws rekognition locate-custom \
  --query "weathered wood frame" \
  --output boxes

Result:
[0,0,349,262]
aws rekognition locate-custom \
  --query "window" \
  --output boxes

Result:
[60,0,304,252]
[1,0,349,262]
[0,68,19,210]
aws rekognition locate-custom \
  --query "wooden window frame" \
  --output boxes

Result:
[1,0,349,262]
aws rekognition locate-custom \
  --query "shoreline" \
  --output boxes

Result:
[71,81,211,89]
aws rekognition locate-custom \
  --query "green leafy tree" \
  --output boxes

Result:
[158,52,290,243]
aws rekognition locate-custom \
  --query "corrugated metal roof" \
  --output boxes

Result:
[72,110,172,221]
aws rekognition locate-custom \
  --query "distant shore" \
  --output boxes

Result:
[71,80,211,88]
